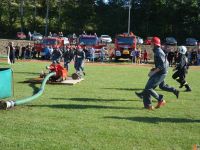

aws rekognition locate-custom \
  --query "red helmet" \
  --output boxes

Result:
[151,37,161,47]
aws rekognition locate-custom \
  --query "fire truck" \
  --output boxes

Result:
[34,37,69,59]
[113,33,137,60]
[78,35,106,60]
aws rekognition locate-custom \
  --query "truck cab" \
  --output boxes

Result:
[114,33,137,60]
[34,37,67,59]
[78,35,106,60]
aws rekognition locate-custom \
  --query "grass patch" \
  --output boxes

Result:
[0,61,200,150]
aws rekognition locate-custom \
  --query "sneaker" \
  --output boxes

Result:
[185,85,192,92]
[173,90,179,99]
[144,105,155,110]
[185,88,192,92]
[155,100,166,109]
[135,92,143,99]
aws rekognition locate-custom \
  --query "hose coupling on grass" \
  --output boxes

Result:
[0,100,15,110]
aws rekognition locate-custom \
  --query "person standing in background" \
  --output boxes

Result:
[15,43,20,60]
[143,49,148,64]
[7,42,15,64]
[63,46,74,71]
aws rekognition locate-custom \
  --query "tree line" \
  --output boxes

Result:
[0,0,200,42]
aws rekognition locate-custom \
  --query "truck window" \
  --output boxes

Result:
[116,37,135,45]
[43,39,57,45]
[79,37,98,45]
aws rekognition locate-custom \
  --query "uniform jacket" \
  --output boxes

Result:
[63,49,74,63]
[74,50,85,62]
[175,54,188,72]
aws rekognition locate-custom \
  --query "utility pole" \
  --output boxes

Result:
[128,0,132,35]
[45,0,49,36]
[33,0,36,31]
[20,0,24,32]
[58,0,62,31]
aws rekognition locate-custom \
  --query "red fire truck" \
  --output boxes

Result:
[113,33,137,60]
[78,35,106,60]
[34,37,67,51]
[34,37,69,59]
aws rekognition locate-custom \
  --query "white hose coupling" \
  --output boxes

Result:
[0,100,15,110]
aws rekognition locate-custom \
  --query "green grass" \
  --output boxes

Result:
[0,61,200,150]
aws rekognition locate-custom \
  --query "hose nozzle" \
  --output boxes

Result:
[0,100,15,110]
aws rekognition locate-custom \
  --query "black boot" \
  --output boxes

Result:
[185,84,192,92]
[176,79,184,88]
[173,90,180,99]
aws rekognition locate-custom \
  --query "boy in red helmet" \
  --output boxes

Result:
[135,37,172,110]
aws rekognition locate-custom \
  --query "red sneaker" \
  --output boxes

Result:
[155,100,166,109]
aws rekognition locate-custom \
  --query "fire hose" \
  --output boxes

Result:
[0,72,56,110]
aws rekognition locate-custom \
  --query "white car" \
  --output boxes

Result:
[32,33,43,40]
[136,36,144,44]
[100,35,112,43]
[62,37,70,45]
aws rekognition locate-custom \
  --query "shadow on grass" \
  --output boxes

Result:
[28,83,40,95]
[51,97,134,102]
[17,81,40,95]
[103,88,144,91]
[29,104,140,110]
[104,116,200,123]
[103,88,164,92]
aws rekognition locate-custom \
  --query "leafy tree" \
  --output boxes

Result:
[0,0,199,41]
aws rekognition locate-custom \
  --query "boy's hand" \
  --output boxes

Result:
[148,71,155,77]
[148,68,160,77]
[150,68,156,71]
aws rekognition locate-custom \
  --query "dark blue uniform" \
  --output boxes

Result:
[51,49,62,63]
[8,45,15,64]
[63,49,74,71]
[172,53,191,91]
[74,50,85,73]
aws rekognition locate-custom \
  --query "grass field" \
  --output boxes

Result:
[0,60,200,150]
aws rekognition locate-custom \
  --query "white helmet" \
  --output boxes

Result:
[178,46,187,54]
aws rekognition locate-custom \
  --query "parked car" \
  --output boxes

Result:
[32,33,43,40]
[165,37,177,45]
[16,32,26,40]
[144,37,152,45]
[136,36,143,44]
[186,38,198,46]
[100,35,112,43]
[62,37,70,45]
